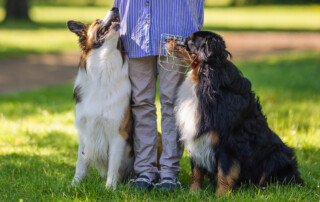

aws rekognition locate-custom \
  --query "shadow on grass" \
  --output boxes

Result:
[0,20,70,30]
[27,130,78,152]
[0,46,63,59]
[0,84,74,119]
[0,18,91,31]
[237,52,320,101]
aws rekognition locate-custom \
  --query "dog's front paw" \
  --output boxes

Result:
[105,182,116,190]
[105,179,117,190]
[190,183,201,193]
[71,177,81,187]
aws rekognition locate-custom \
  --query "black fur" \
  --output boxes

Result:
[186,31,303,187]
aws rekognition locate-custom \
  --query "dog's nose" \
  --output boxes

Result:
[111,7,119,12]
[165,38,173,43]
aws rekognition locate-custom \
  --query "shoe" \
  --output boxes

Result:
[129,175,155,191]
[155,177,181,192]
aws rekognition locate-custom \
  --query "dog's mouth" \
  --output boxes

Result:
[165,39,197,60]
[164,39,199,69]
[97,16,120,39]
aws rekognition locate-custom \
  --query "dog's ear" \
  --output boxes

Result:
[199,36,231,62]
[67,21,88,37]
[198,40,210,62]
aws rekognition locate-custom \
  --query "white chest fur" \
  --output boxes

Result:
[74,48,130,120]
[73,46,132,180]
[175,73,216,172]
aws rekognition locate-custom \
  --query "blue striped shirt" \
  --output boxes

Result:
[113,0,205,58]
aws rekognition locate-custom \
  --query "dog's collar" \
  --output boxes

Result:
[190,57,199,69]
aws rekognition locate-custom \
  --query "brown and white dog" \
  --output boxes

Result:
[67,7,134,189]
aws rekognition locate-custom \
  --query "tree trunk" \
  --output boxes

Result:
[5,0,30,20]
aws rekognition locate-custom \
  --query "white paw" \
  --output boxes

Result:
[105,180,117,190]
[71,177,81,187]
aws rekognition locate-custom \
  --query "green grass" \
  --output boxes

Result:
[1,52,319,201]
[0,5,320,58]
[203,5,320,31]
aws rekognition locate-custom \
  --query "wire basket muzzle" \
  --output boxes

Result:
[158,33,196,74]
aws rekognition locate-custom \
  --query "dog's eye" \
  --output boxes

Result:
[95,21,101,25]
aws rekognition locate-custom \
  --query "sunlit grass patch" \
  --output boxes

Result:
[0,29,76,58]
[204,5,320,31]
[28,5,320,31]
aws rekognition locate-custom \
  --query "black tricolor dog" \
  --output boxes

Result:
[173,31,303,196]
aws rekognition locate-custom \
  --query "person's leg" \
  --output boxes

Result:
[158,56,185,179]
[129,56,159,181]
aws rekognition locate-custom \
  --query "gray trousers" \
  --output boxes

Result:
[129,56,184,180]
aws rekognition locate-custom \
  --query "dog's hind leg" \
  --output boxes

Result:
[189,160,205,193]
[105,135,126,189]
[216,152,240,196]
[72,142,89,186]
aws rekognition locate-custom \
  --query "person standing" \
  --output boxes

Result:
[113,0,205,191]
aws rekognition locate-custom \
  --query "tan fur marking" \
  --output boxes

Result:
[77,25,90,69]
[216,167,229,197]
[191,64,200,83]
[119,105,132,140]
[78,55,87,69]
[227,162,240,186]
[87,20,101,48]
[259,173,266,186]
[216,162,240,196]
[77,20,103,69]
[210,131,219,146]
[190,167,204,193]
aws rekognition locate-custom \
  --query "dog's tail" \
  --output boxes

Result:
[261,144,304,186]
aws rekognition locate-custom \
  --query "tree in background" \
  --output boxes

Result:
[5,0,30,21]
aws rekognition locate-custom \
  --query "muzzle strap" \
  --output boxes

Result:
[190,57,199,69]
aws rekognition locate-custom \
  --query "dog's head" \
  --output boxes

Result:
[67,7,120,54]
[165,31,231,81]
[185,31,231,63]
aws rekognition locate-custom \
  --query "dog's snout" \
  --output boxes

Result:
[165,38,172,43]
[111,7,119,12]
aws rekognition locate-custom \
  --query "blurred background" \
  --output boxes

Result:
[0,0,320,93]
[0,1,320,201]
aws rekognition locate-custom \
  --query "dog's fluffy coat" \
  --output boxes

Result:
[173,31,303,195]
[67,8,133,189]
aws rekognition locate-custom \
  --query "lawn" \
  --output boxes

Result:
[0,5,320,58]
[0,52,319,201]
